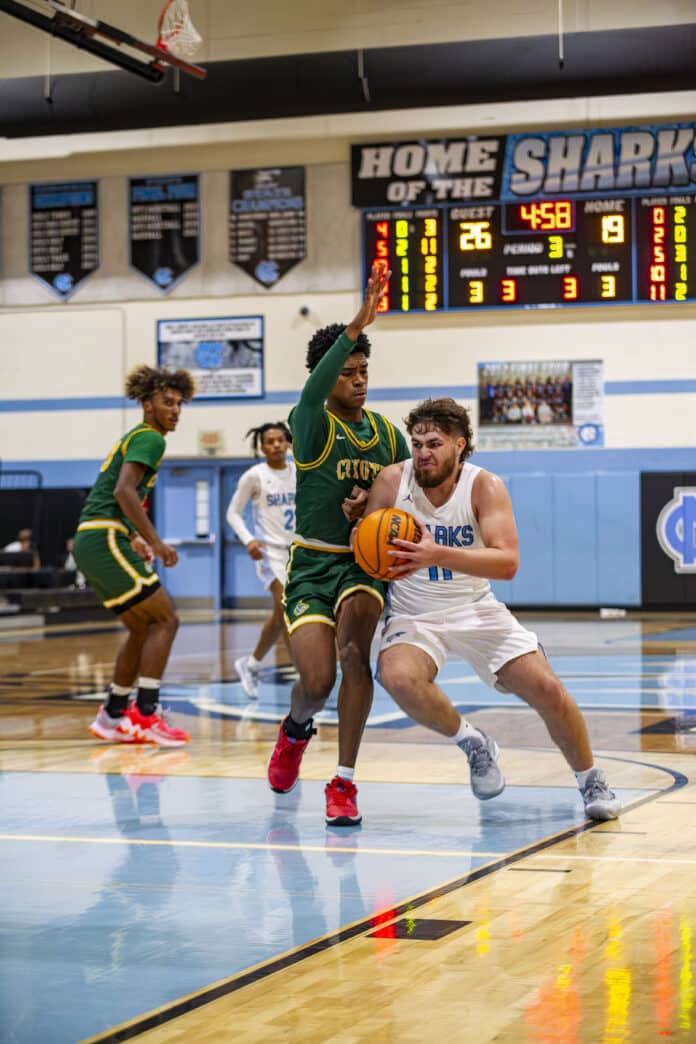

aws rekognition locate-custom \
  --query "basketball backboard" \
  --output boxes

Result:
[0,0,206,83]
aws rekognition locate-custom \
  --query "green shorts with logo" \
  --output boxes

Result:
[283,543,385,633]
[73,520,160,614]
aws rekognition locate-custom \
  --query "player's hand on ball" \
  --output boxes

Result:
[342,484,368,522]
[388,523,434,577]
[246,539,266,561]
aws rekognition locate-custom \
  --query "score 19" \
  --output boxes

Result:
[458,221,493,251]
[601,214,625,243]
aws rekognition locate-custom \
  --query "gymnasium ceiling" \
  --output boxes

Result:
[0,1,695,139]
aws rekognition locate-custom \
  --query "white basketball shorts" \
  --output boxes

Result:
[379,591,538,691]
[255,544,290,590]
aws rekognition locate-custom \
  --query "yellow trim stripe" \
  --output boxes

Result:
[335,584,384,613]
[293,413,336,471]
[285,613,336,634]
[384,416,397,462]
[292,537,352,553]
[77,519,129,536]
[330,408,380,451]
[120,423,160,456]
[103,527,159,608]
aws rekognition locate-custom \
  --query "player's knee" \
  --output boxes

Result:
[337,638,371,680]
[537,673,567,714]
[379,660,415,703]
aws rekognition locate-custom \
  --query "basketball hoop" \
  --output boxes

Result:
[156,0,202,60]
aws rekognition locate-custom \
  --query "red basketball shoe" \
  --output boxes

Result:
[267,718,315,793]
[89,705,137,743]
[119,704,190,747]
[325,776,361,826]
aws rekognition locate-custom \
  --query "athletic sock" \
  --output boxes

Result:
[136,676,161,717]
[283,715,314,740]
[335,765,355,783]
[452,717,483,744]
[105,683,131,718]
[575,766,595,789]
[248,654,261,670]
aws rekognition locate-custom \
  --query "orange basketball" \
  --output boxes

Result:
[353,507,421,581]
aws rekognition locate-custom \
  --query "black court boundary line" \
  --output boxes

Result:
[81,757,687,1044]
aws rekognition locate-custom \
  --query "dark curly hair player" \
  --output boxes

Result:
[267,264,411,827]
[72,364,196,747]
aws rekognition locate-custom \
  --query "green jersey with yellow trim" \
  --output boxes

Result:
[290,331,409,550]
[79,424,166,531]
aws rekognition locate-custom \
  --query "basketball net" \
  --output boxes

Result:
[156,0,202,59]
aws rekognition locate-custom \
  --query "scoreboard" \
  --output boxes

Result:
[363,196,695,313]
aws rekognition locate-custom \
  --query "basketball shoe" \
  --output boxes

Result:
[89,705,136,743]
[235,655,259,699]
[458,730,505,800]
[267,717,315,793]
[118,704,190,747]
[325,776,361,826]
[580,768,621,821]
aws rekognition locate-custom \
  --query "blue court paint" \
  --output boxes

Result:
[0,772,647,1044]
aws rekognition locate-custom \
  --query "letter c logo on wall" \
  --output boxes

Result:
[656,487,696,573]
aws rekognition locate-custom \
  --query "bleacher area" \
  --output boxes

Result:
[0,469,110,628]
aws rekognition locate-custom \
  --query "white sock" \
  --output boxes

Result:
[336,765,354,782]
[138,676,160,689]
[248,655,261,670]
[110,683,132,697]
[452,717,482,744]
[575,766,595,789]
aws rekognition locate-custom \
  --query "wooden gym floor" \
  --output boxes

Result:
[1,610,695,1043]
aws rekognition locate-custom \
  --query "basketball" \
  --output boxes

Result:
[353,507,421,581]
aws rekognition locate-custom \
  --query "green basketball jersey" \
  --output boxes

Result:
[79,423,166,531]
[290,332,410,550]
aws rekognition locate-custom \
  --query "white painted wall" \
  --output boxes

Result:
[2,85,696,464]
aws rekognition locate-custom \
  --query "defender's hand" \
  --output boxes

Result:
[342,485,369,522]
[345,263,391,338]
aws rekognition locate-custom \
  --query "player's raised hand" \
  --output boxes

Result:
[345,263,391,339]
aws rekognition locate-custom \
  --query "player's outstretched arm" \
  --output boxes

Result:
[345,263,391,341]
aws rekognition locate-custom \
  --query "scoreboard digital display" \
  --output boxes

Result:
[363,195,696,312]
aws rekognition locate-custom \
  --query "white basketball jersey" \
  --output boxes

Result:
[388,459,490,614]
[226,461,296,549]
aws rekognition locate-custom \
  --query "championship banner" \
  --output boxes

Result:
[157,316,264,400]
[129,174,200,292]
[477,359,603,450]
[229,167,306,288]
[29,180,99,299]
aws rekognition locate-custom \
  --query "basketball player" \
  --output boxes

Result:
[359,397,621,821]
[73,364,195,747]
[227,422,296,698]
[267,264,410,826]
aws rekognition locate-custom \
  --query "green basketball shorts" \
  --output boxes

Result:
[283,543,385,633]
[73,520,161,614]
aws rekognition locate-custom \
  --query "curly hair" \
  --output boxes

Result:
[245,421,293,457]
[404,398,475,460]
[125,365,196,403]
[305,323,371,372]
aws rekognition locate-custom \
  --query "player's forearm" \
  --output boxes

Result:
[226,507,254,546]
[115,487,161,546]
[433,544,518,581]
[297,331,356,411]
